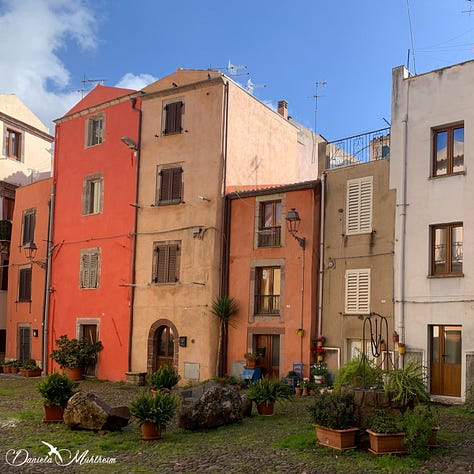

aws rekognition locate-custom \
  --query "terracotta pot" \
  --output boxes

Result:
[302,387,308,396]
[294,387,302,396]
[43,404,64,423]
[366,429,407,454]
[3,366,10,373]
[22,369,42,377]
[140,422,162,440]
[245,359,257,368]
[315,425,359,450]
[10,367,20,374]
[64,367,83,381]
[256,401,275,416]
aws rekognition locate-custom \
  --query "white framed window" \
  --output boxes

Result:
[345,268,370,314]
[346,176,373,235]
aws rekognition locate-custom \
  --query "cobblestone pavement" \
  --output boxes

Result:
[0,375,473,473]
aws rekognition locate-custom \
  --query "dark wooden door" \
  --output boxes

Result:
[255,334,280,379]
[430,325,461,397]
[156,325,174,369]
[81,324,98,376]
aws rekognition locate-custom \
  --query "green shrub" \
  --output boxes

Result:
[248,376,292,405]
[307,391,356,429]
[148,365,180,391]
[367,408,400,434]
[50,335,103,369]
[37,372,79,407]
[334,355,383,392]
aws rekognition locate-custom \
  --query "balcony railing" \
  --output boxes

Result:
[257,227,281,247]
[325,128,390,170]
[255,294,280,315]
[0,220,12,242]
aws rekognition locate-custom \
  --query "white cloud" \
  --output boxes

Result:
[116,73,157,91]
[0,0,97,131]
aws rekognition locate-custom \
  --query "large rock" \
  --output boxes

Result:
[178,385,244,431]
[63,392,130,431]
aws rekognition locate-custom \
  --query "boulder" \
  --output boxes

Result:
[63,392,130,431]
[178,385,244,431]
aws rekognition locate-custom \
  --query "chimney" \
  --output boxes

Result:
[277,100,288,119]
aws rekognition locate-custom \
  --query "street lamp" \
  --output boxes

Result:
[285,208,306,249]
[23,241,38,262]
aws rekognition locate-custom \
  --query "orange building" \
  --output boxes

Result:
[49,86,140,380]
[6,177,52,367]
[226,181,321,379]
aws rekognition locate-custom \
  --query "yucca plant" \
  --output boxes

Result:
[130,390,179,426]
[148,364,180,391]
[384,362,430,407]
[248,376,292,406]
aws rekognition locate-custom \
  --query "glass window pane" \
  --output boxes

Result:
[434,227,446,273]
[435,130,447,176]
[451,225,463,273]
[431,326,439,363]
[444,328,461,364]
[453,127,464,173]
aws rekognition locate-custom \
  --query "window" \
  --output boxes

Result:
[257,200,282,247]
[152,241,180,284]
[255,267,281,315]
[345,269,370,314]
[21,209,36,246]
[433,124,464,177]
[4,128,21,160]
[346,176,373,235]
[80,248,100,289]
[86,114,104,147]
[1,256,8,291]
[431,223,463,275]
[18,266,32,301]
[18,325,31,362]
[163,101,184,135]
[82,174,103,215]
[157,166,183,204]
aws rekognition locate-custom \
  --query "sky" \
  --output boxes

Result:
[1,0,474,141]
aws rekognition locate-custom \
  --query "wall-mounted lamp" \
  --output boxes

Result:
[33,329,39,337]
[23,241,38,262]
[179,336,187,347]
[120,136,138,150]
[285,208,306,249]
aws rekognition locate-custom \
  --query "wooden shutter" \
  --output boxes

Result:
[159,167,182,203]
[22,211,35,245]
[18,326,31,362]
[153,243,180,283]
[345,269,370,314]
[81,251,99,288]
[19,267,32,301]
[346,177,373,235]
[164,101,183,134]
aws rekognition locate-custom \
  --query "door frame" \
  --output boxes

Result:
[147,319,179,373]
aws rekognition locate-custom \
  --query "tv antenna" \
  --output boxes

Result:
[463,0,474,14]
[215,60,249,77]
[246,78,266,95]
[78,74,107,97]
[310,81,327,133]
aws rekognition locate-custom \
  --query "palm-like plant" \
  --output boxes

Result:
[211,295,238,376]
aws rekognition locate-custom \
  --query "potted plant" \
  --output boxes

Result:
[148,364,180,394]
[334,355,383,392]
[49,335,103,380]
[248,376,292,415]
[37,372,79,423]
[384,362,430,409]
[130,390,179,440]
[244,352,261,368]
[311,361,328,385]
[366,408,407,454]
[6,359,20,374]
[20,360,42,377]
[307,390,359,450]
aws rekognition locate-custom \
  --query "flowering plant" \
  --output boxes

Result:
[301,377,310,388]
[311,361,328,376]
[317,334,325,342]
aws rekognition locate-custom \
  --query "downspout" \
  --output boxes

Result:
[398,82,410,367]
[42,182,54,374]
[317,172,326,337]
[127,96,142,373]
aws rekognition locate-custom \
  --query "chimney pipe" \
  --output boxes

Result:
[277,100,288,119]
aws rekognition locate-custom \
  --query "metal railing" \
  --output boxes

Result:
[254,295,280,315]
[326,128,390,170]
[257,227,281,247]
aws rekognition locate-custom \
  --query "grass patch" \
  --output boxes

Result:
[273,430,315,450]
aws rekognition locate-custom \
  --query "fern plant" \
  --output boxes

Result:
[384,362,430,406]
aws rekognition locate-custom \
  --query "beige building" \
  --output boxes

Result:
[0,94,53,363]
[318,129,395,379]
[130,69,322,382]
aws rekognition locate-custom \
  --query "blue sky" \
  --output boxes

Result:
[1,0,474,141]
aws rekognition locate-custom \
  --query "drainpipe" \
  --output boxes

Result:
[398,88,409,367]
[317,172,326,337]
[127,96,142,373]
[41,182,55,374]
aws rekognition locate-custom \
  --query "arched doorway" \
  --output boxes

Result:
[148,320,178,373]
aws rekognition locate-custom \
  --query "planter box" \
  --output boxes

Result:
[21,368,42,377]
[366,429,407,454]
[125,372,147,386]
[315,425,359,450]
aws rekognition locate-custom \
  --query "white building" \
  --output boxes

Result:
[390,61,474,402]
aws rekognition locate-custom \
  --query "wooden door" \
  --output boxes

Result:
[156,325,174,369]
[430,325,461,397]
[81,324,98,376]
[255,334,280,379]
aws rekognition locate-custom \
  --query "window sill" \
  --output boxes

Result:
[427,273,464,279]
[155,200,183,206]
[16,300,32,303]
[429,171,465,180]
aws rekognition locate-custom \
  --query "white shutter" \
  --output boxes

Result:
[346,176,373,235]
[345,269,370,314]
